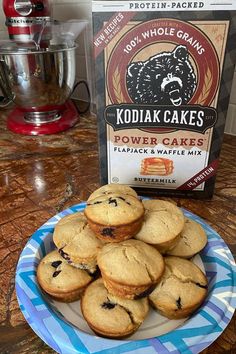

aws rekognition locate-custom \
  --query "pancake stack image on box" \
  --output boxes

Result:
[37,184,208,338]
[140,157,174,176]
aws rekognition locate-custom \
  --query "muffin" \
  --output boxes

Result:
[166,217,208,258]
[84,193,145,242]
[81,278,149,338]
[37,250,93,302]
[149,256,208,319]
[135,200,185,252]
[88,183,138,201]
[97,239,165,299]
[53,212,103,273]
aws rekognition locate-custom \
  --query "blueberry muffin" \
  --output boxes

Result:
[37,250,93,302]
[166,217,208,258]
[84,193,144,242]
[53,212,103,273]
[135,200,185,253]
[97,239,165,299]
[81,278,149,338]
[88,183,138,201]
[149,256,208,319]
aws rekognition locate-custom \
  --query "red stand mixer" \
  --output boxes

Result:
[0,0,82,135]
[3,0,51,42]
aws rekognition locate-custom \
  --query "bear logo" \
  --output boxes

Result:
[126,45,197,106]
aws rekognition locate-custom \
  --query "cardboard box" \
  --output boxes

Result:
[92,0,236,198]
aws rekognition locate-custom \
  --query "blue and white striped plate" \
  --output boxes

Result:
[16,202,236,354]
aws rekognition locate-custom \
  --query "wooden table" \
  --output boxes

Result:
[0,104,235,353]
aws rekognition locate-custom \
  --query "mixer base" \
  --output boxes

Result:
[7,100,79,135]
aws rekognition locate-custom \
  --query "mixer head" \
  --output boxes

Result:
[3,0,52,42]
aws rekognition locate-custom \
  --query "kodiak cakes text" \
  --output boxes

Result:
[92,0,236,198]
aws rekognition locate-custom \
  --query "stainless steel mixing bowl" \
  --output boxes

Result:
[0,45,77,122]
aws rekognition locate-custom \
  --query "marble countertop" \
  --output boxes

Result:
[0,103,235,353]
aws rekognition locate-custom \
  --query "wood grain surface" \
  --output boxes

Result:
[0,103,235,354]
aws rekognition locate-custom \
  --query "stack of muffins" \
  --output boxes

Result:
[37,184,208,338]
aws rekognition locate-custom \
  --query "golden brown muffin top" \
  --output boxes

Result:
[81,278,149,336]
[37,250,92,294]
[97,239,165,286]
[167,217,208,258]
[135,200,185,244]
[149,256,208,312]
[53,212,103,264]
[87,183,138,201]
[85,193,144,226]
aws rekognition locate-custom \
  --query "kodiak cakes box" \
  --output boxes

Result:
[92,0,236,198]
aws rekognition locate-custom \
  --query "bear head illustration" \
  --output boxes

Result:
[126,45,197,106]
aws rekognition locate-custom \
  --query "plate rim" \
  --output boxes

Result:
[15,202,236,354]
